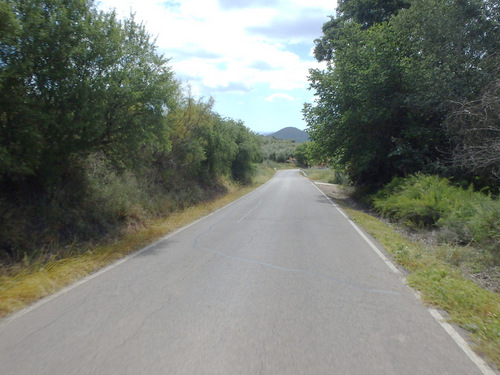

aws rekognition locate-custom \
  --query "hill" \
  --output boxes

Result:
[268,127,309,143]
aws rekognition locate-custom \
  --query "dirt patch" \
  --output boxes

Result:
[468,268,500,293]
[314,182,365,210]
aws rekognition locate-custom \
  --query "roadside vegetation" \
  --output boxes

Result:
[305,0,500,189]
[373,175,500,259]
[0,0,303,317]
[0,163,276,319]
[0,0,263,266]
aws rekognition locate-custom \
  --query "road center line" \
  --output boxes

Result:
[237,199,263,223]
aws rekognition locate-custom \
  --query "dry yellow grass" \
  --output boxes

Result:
[0,175,270,320]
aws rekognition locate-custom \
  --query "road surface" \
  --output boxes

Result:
[0,170,494,374]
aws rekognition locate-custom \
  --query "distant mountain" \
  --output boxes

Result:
[268,127,309,143]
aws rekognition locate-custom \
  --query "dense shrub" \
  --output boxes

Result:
[373,174,500,254]
[373,175,452,227]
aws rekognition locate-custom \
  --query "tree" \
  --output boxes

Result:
[293,142,311,166]
[337,0,409,28]
[392,0,500,183]
[0,0,178,188]
[163,95,214,181]
[314,0,409,61]
[205,116,239,179]
[0,1,18,45]
[306,21,411,185]
[445,78,500,183]
[0,0,265,261]
[305,0,500,187]
[158,94,262,185]
[393,0,498,105]
[230,122,262,183]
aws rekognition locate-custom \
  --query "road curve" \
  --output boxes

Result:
[0,170,493,374]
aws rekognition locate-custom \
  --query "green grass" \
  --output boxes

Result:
[343,205,500,369]
[373,174,500,255]
[303,167,347,184]
[0,165,276,319]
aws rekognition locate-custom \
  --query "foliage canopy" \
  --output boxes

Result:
[0,0,263,260]
[305,0,500,187]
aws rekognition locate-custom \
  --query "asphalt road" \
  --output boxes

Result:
[0,170,493,374]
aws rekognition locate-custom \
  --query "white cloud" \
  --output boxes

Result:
[266,93,295,102]
[97,0,337,131]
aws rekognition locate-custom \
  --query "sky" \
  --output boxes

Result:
[97,0,336,134]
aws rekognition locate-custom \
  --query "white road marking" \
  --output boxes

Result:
[347,219,401,275]
[309,178,497,375]
[428,309,496,375]
[237,199,263,223]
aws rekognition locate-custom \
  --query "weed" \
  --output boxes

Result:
[373,174,500,257]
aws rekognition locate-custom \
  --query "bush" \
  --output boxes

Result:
[373,174,500,255]
[373,175,452,227]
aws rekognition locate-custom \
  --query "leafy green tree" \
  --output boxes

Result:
[337,0,409,28]
[306,21,410,185]
[393,0,498,106]
[0,0,178,188]
[160,94,262,185]
[164,95,214,181]
[230,122,262,183]
[0,0,265,261]
[205,116,239,179]
[314,0,409,61]
[293,142,310,166]
[306,0,500,187]
[392,0,500,182]
[0,1,18,45]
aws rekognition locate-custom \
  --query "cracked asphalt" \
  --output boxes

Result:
[0,170,489,374]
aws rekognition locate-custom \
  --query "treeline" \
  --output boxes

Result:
[260,136,299,163]
[304,0,500,189]
[0,0,262,260]
[260,136,316,167]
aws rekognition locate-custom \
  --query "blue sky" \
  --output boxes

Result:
[97,0,336,134]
